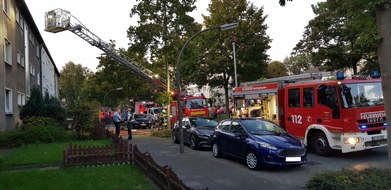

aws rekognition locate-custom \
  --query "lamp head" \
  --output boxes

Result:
[220,22,239,30]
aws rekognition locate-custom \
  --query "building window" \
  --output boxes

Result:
[5,88,13,114]
[4,38,12,65]
[30,65,36,76]
[22,93,26,106]
[21,54,25,67]
[2,0,10,16]
[16,7,20,23]
[18,92,22,106]
[37,72,40,85]
[36,45,40,58]
[17,50,21,64]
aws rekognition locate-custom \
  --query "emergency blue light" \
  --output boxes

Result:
[383,122,387,126]
[370,71,381,79]
[359,125,367,129]
[336,71,345,80]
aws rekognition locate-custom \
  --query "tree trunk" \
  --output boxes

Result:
[375,1,391,160]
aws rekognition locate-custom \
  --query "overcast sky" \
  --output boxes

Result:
[24,0,324,72]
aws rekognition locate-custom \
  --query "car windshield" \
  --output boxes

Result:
[153,108,163,114]
[189,118,218,127]
[186,98,208,109]
[240,120,287,135]
[340,82,384,108]
[135,114,147,118]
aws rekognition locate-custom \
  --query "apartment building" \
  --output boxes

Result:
[0,0,60,132]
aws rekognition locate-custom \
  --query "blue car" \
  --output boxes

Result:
[212,118,307,170]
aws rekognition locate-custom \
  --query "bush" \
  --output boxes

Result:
[151,129,172,138]
[306,167,391,190]
[19,116,60,130]
[0,125,75,148]
[67,101,100,140]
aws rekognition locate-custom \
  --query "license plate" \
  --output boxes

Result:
[286,157,301,162]
[141,124,146,126]
[372,135,384,141]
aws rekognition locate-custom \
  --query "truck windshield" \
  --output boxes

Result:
[186,98,208,109]
[340,82,383,108]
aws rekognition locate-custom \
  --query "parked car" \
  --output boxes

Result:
[172,116,219,150]
[133,113,153,129]
[212,118,307,170]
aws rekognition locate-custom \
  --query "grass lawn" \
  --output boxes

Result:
[0,164,158,190]
[0,139,158,190]
[0,139,112,169]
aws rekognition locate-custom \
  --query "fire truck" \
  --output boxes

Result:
[135,101,157,114]
[170,94,209,124]
[233,72,387,156]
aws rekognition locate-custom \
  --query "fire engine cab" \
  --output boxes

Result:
[170,93,209,124]
[233,72,387,156]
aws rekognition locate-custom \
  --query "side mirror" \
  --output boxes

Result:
[234,133,244,139]
[185,124,191,129]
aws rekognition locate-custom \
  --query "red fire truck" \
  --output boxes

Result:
[135,101,157,114]
[170,94,209,124]
[233,72,387,156]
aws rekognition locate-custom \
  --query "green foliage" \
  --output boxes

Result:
[59,62,92,108]
[283,54,312,75]
[155,92,172,107]
[306,168,391,190]
[19,86,65,124]
[67,101,101,140]
[151,129,172,138]
[19,116,60,130]
[267,61,289,78]
[293,0,379,74]
[0,125,75,148]
[0,165,157,190]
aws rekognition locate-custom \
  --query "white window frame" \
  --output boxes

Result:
[17,50,21,65]
[21,54,25,67]
[2,0,11,16]
[22,93,26,106]
[16,7,20,23]
[37,72,40,85]
[17,92,22,106]
[5,88,13,114]
[36,45,40,58]
[4,38,12,65]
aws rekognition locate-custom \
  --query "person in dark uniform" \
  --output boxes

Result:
[126,107,134,140]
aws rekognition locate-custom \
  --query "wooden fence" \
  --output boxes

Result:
[63,129,208,190]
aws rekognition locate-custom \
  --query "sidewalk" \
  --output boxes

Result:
[126,133,302,190]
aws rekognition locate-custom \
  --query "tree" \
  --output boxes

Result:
[279,0,391,160]
[267,61,288,78]
[59,61,92,109]
[127,0,201,90]
[19,86,65,123]
[283,54,311,75]
[184,0,271,117]
[293,0,378,74]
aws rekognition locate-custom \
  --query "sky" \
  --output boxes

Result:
[24,0,324,72]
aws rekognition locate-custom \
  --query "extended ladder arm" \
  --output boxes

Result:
[44,8,170,91]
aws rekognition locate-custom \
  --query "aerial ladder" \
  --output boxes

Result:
[44,8,172,92]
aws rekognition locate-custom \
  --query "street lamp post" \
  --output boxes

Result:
[176,22,239,153]
[103,87,123,108]
[231,36,238,88]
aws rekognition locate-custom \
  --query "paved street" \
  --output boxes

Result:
[115,128,390,190]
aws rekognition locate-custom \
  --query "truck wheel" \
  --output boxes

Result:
[311,131,332,156]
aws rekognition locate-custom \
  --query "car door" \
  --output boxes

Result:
[182,118,191,143]
[216,121,232,153]
[224,122,245,157]
[228,124,248,158]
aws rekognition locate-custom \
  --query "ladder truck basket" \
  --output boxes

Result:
[45,9,71,33]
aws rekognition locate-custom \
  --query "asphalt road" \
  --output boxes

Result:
[125,131,390,190]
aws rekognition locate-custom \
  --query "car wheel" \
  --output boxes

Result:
[212,143,222,158]
[311,131,332,156]
[190,135,198,150]
[246,150,259,170]
[172,131,179,144]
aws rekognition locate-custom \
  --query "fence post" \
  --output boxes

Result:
[166,166,172,190]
